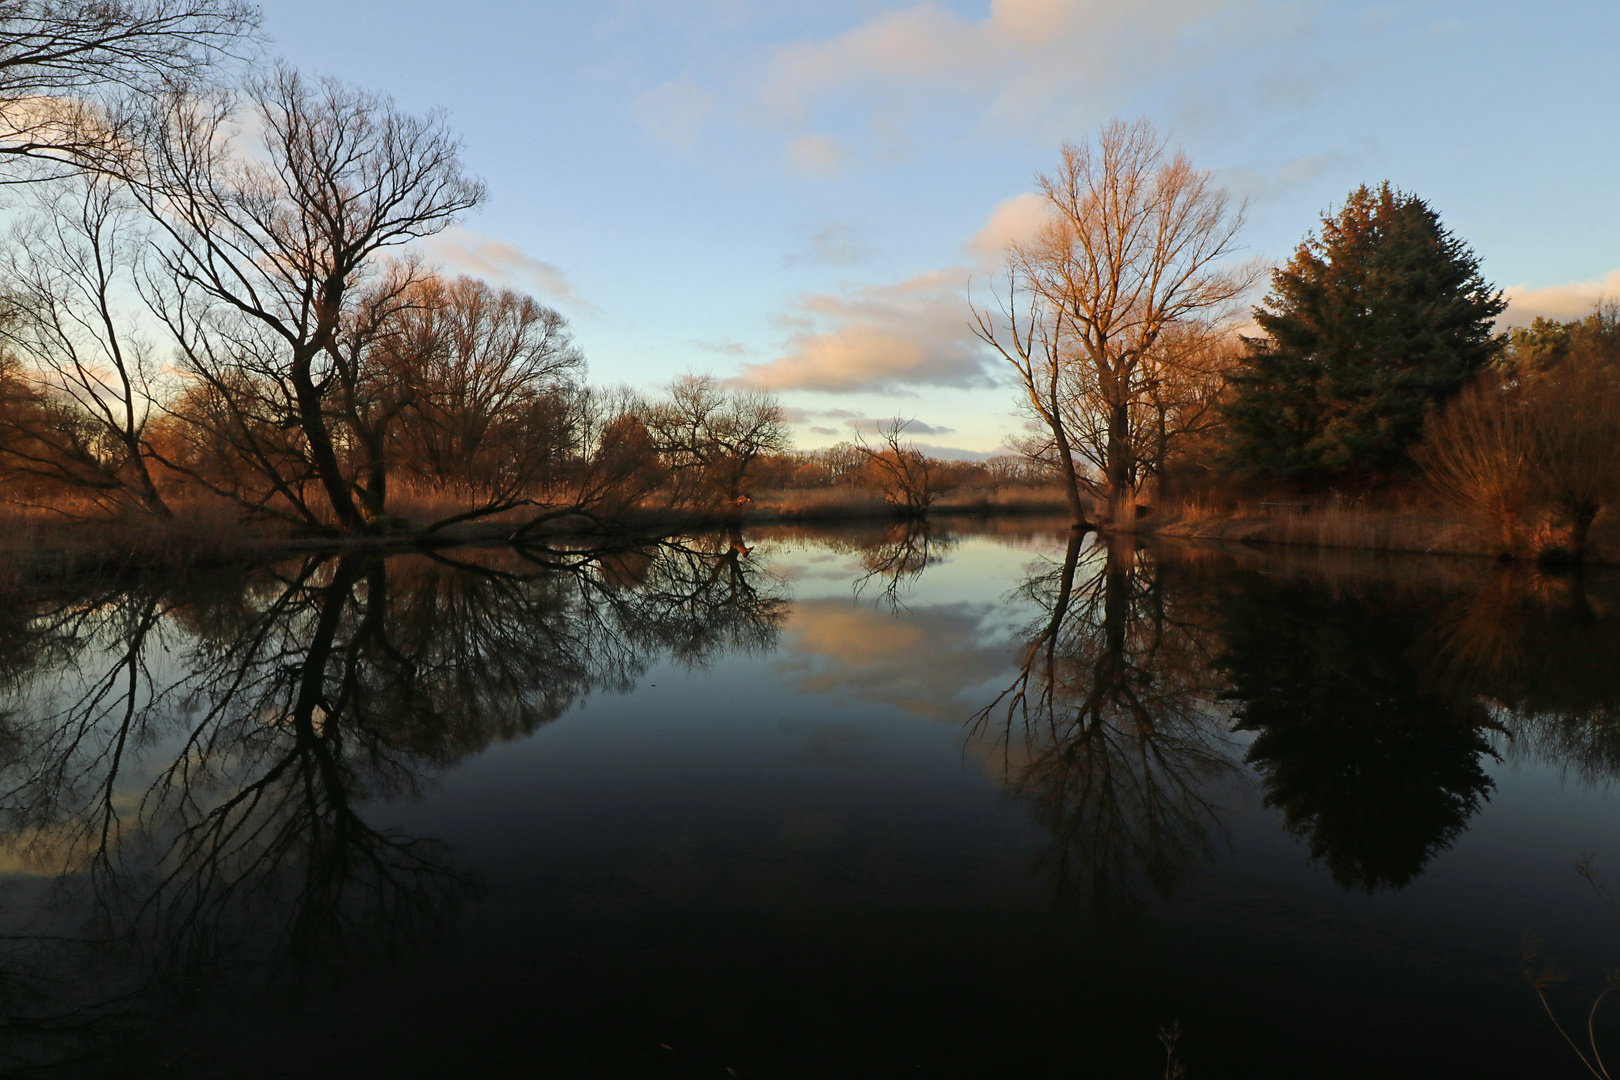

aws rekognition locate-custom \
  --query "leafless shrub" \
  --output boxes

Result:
[1416,335,1620,561]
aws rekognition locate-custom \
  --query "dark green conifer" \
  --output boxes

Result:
[1224,183,1505,479]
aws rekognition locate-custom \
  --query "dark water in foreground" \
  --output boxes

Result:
[3,520,1620,1078]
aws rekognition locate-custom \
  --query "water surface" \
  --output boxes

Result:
[2,520,1618,1078]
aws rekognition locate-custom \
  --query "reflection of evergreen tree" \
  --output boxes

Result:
[1215,579,1497,892]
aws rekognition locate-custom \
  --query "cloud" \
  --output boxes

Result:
[759,0,1276,139]
[780,600,1014,720]
[632,78,715,147]
[689,336,753,356]
[734,267,995,393]
[785,221,876,267]
[967,192,1048,263]
[418,228,596,314]
[1501,269,1620,326]
[1220,148,1356,203]
[784,132,849,175]
[909,442,1000,461]
[809,425,838,435]
[843,417,954,436]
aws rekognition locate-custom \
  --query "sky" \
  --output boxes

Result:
[256,0,1620,458]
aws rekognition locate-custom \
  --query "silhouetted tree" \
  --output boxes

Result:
[1224,182,1505,480]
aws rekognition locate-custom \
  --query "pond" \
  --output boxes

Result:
[2,519,1618,1078]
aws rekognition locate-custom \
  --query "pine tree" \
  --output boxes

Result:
[1223,183,1505,479]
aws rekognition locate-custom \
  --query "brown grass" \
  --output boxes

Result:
[752,484,1070,522]
[1143,494,1620,563]
[0,498,299,589]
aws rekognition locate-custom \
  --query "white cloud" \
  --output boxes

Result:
[733,267,994,393]
[418,228,597,314]
[632,78,715,147]
[1501,270,1620,326]
[784,132,849,175]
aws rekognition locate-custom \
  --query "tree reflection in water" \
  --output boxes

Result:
[972,532,1238,927]
[975,537,1620,913]
[1421,565,1620,785]
[1212,571,1500,893]
[0,534,785,1071]
[853,520,951,610]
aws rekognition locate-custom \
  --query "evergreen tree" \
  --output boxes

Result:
[1223,183,1505,478]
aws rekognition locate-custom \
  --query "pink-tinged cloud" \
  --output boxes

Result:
[418,228,598,315]
[966,192,1049,263]
[1501,269,1620,326]
[733,268,996,393]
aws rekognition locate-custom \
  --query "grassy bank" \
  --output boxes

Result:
[1139,498,1620,564]
[0,484,1074,588]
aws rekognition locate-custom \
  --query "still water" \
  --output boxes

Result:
[2,519,1619,1078]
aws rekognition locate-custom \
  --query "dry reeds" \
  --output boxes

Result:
[1415,353,1620,561]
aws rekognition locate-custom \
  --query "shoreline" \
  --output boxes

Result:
[1132,504,1620,566]
[5,493,1616,592]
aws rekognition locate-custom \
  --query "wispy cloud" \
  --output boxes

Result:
[418,228,597,315]
[689,336,754,356]
[785,221,876,268]
[966,191,1048,263]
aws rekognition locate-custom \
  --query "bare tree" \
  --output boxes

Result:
[974,118,1252,528]
[0,170,170,515]
[1530,353,1620,562]
[853,418,934,517]
[136,66,484,532]
[643,373,789,510]
[0,0,259,180]
[1414,374,1539,558]
[385,275,584,499]
[1416,338,1620,562]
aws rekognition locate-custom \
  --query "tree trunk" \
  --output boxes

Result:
[129,444,173,519]
[1105,397,1132,527]
[1045,412,1089,530]
[291,350,365,533]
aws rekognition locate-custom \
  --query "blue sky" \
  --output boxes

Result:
[257,0,1620,457]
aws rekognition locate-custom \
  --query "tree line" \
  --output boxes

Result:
[0,4,817,536]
